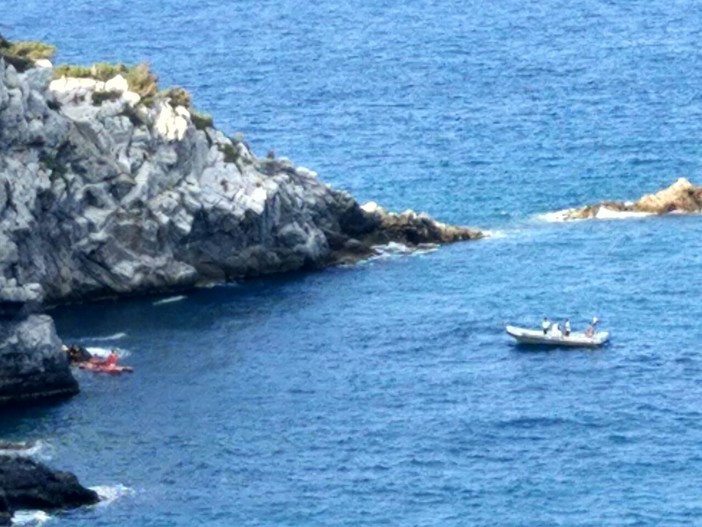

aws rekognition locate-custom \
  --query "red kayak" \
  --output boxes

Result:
[79,362,134,374]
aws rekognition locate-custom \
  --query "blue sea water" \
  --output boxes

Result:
[4,1,702,525]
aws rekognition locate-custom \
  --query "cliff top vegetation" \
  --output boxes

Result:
[0,34,55,72]
[0,34,214,126]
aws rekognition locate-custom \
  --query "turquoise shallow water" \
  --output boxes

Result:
[4,1,702,525]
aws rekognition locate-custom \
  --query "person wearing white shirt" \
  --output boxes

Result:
[541,317,550,335]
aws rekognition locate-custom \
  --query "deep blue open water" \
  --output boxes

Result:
[4,1,702,525]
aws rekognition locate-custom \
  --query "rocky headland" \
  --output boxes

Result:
[0,41,481,309]
[547,178,702,221]
[0,38,482,393]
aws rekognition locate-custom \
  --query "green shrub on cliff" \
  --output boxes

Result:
[53,62,159,99]
[54,63,123,80]
[0,34,55,72]
[163,87,192,108]
[191,110,214,130]
[0,34,221,138]
[125,64,158,99]
[5,40,55,61]
[54,63,125,80]
[219,143,238,163]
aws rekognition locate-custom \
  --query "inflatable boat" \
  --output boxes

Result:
[505,325,610,348]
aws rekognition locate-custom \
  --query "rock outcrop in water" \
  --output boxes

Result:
[0,455,98,523]
[0,283,78,405]
[549,178,702,221]
[0,46,481,307]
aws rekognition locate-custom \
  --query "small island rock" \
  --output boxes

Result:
[551,178,702,221]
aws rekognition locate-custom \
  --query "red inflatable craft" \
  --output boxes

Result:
[78,362,134,374]
[78,351,134,374]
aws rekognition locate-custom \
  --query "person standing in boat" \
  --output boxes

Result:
[104,350,119,367]
[585,317,598,337]
[541,317,550,335]
[550,322,562,337]
[564,318,571,336]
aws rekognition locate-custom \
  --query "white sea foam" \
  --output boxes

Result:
[537,206,655,223]
[0,440,44,458]
[152,295,186,305]
[594,206,653,220]
[536,209,576,223]
[12,510,51,526]
[91,484,135,504]
[90,332,127,341]
[480,229,507,239]
[85,347,130,359]
[370,241,439,259]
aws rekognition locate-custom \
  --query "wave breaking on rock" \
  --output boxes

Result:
[542,178,702,222]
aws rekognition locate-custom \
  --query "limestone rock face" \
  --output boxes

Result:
[550,178,702,221]
[0,281,77,406]
[0,282,44,319]
[0,456,98,512]
[0,313,78,405]
[0,57,481,305]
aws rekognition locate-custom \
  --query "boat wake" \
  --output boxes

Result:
[90,332,128,342]
[152,295,186,306]
[85,346,131,359]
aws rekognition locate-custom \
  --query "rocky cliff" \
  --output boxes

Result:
[0,52,481,306]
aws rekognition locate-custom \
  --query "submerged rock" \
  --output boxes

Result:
[0,456,98,514]
[550,178,702,221]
